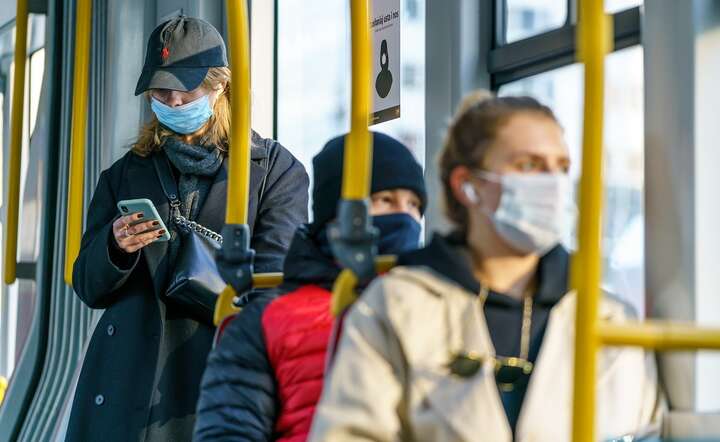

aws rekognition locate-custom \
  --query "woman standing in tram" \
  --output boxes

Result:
[67,16,308,441]
[310,91,664,441]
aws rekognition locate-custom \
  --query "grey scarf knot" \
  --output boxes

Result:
[163,137,224,220]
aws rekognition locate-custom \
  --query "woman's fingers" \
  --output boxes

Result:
[113,212,144,232]
[121,229,166,253]
[126,219,161,236]
[112,213,145,244]
[112,211,166,253]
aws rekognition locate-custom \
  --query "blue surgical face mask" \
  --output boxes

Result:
[373,213,422,255]
[150,94,213,135]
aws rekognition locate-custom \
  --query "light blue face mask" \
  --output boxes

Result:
[150,94,213,135]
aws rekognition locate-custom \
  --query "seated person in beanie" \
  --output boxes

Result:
[193,132,427,441]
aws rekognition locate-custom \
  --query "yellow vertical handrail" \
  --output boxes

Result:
[214,0,252,325]
[225,0,251,225]
[63,0,93,285]
[570,3,720,440]
[342,0,373,200]
[3,0,29,284]
[328,0,374,318]
[571,1,612,440]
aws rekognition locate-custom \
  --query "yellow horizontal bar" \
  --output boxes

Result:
[4,0,29,284]
[252,272,283,288]
[64,0,93,285]
[598,320,720,351]
[342,0,372,200]
[216,256,398,325]
[213,272,285,325]
[225,0,251,224]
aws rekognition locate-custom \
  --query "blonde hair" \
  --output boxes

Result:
[439,89,559,232]
[132,66,232,157]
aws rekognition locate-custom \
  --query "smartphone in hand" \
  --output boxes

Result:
[117,198,171,241]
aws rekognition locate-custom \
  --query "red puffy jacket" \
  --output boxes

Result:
[264,285,334,441]
[194,228,341,442]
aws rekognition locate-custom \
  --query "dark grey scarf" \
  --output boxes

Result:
[163,137,224,220]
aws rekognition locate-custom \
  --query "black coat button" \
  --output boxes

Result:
[95,394,105,405]
[106,325,115,336]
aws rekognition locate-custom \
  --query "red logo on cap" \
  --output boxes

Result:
[161,47,170,61]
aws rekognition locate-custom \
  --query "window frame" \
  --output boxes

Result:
[489,2,641,89]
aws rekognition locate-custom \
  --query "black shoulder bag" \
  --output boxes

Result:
[153,154,226,325]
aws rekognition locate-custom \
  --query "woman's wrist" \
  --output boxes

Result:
[108,227,138,269]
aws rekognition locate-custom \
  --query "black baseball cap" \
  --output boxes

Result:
[134,16,228,96]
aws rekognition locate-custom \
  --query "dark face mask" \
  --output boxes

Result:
[373,213,422,255]
[314,213,422,259]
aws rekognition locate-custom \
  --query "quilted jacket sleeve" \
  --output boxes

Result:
[194,293,278,441]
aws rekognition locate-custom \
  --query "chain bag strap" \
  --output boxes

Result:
[152,153,225,325]
[172,204,224,245]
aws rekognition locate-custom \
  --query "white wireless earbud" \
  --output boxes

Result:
[462,182,478,203]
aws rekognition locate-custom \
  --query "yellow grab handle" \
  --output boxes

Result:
[225,0,252,225]
[213,272,284,325]
[331,269,359,317]
[571,1,612,440]
[64,0,93,285]
[3,0,29,284]
[214,286,237,326]
[330,255,398,316]
[342,0,373,200]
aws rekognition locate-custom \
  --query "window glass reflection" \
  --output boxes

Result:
[605,0,642,14]
[506,0,567,43]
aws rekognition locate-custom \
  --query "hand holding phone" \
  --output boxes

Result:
[113,199,170,253]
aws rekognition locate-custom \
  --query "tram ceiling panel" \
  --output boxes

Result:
[488,6,641,88]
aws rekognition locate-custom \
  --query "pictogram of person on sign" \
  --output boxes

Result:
[375,39,393,98]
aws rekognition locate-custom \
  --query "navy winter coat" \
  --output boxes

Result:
[67,132,308,442]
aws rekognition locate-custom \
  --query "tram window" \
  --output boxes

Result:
[504,0,567,44]
[27,49,44,140]
[0,16,46,385]
[500,45,645,316]
[276,0,426,220]
[502,1,643,44]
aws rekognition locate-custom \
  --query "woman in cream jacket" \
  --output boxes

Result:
[309,91,664,442]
